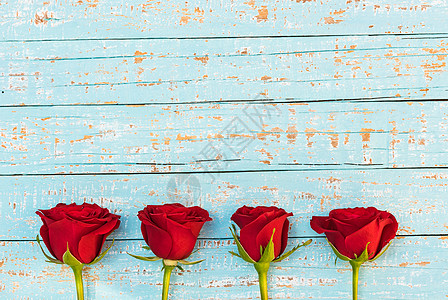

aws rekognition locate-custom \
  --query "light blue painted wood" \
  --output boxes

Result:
[1,101,448,174]
[1,0,447,40]
[1,35,448,105]
[1,0,448,299]
[1,237,447,299]
[1,170,447,240]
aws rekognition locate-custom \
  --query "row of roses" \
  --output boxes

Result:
[36,203,398,300]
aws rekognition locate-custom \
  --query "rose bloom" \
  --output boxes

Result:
[138,203,212,260]
[310,207,398,260]
[36,203,121,264]
[231,206,293,262]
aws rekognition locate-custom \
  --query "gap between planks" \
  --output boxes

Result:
[2,234,447,243]
[4,165,448,177]
[3,97,448,109]
[2,32,448,43]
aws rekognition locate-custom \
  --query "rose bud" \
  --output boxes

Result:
[138,203,212,260]
[310,207,398,300]
[310,206,398,260]
[231,205,293,262]
[36,202,121,264]
[230,206,311,300]
[129,203,212,300]
[36,202,121,300]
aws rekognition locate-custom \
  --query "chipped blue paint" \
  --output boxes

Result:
[1,0,448,299]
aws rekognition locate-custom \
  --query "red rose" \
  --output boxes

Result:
[36,203,121,264]
[231,206,293,262]
[310,207,398,260]
[138,203,212,260]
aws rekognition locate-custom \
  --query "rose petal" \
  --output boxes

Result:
[240,211,291,261]
[311,216,351,257]
[150,213,171,231]
[231,206,279,229]
[183,221,207,237]
[231,206,257,228]
[310,216,331,234]
[142,222,173,259]
[36,210,58,227]
[78,218,120,263]
[377,213,398,252]
[254,214,290,259]
[164,218,197,260]
[280,219,290,256]
[39,225,57,259]
[47,218,100,262]
[345,217,393,259]
[330,218,363,237]
[325,230,352,258]
[137,204,211,260]
[331,208,377,229]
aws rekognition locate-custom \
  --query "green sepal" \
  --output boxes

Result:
[326,238,352,262]
[229,225,256,264]
[127,252,163,262]
[86,239,115,266]
[36,235,63,265]
[176,253,205,268]
[369,241,392,262]
[141,246,151,251]
[229,251,242,258]
[178,259,205,266]
[258,229,276,263]
[273,239,312,263]
[62,244,83,268]
[189,249,199,256]
[326,239,374,266]
[176,264,184,271]
[352,243,370,264]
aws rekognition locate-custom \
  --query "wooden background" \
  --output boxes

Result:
[1,0,448,299]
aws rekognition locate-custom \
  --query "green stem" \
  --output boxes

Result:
[349,261,361,300]
[254,262,270,300]
[70,265,84,300]
[162,260,177,300]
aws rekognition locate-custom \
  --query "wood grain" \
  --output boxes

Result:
[1,0,448,299]
[2,35,448,106]
[1,237,447,299]
[1,170,447,240]
[1,0,446,41]
[1,101,448,174]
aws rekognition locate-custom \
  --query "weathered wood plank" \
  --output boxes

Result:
[1,237,447,299]
[0,0,446,41]
[1,35,448,106]
[1,101,447,174]
[0,36,448,106]
[1,169,447,240]
[0,0,446,299]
